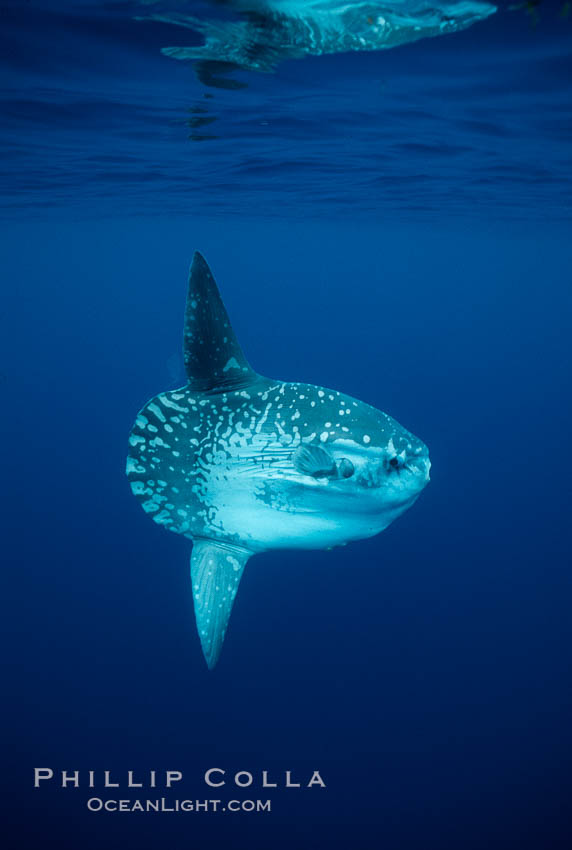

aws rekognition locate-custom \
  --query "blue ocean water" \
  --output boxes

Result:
[2,2,572,849]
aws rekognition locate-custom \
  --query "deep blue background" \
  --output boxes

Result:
[2,2,572,849]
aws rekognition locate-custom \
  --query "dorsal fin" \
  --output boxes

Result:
[183,252,257,391]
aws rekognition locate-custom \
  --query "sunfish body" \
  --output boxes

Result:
[127,253,430,668]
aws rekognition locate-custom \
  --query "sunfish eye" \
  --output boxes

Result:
[338,458,355,479]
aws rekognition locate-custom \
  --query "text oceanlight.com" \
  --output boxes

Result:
[86,798,271,813]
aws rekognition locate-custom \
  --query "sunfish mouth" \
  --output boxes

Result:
[406,454,431,481]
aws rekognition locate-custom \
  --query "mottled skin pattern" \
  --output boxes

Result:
[126,252,430,668]
[127,379,429,552]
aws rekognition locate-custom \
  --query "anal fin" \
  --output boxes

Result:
[190,539,250,670]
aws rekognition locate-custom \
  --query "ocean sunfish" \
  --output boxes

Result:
[127,253,430,668]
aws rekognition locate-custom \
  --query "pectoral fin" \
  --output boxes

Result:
[190,539,250,670]
[293,444,336,478]
[293,445,355,480]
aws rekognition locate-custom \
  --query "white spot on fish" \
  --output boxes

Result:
[223,357,241,373]
[148,403,166,423]
[126,458,146,474]
[160,395,188,412]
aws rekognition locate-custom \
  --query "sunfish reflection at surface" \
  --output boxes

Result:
[137,0,497,84]
[127,253,430,669]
